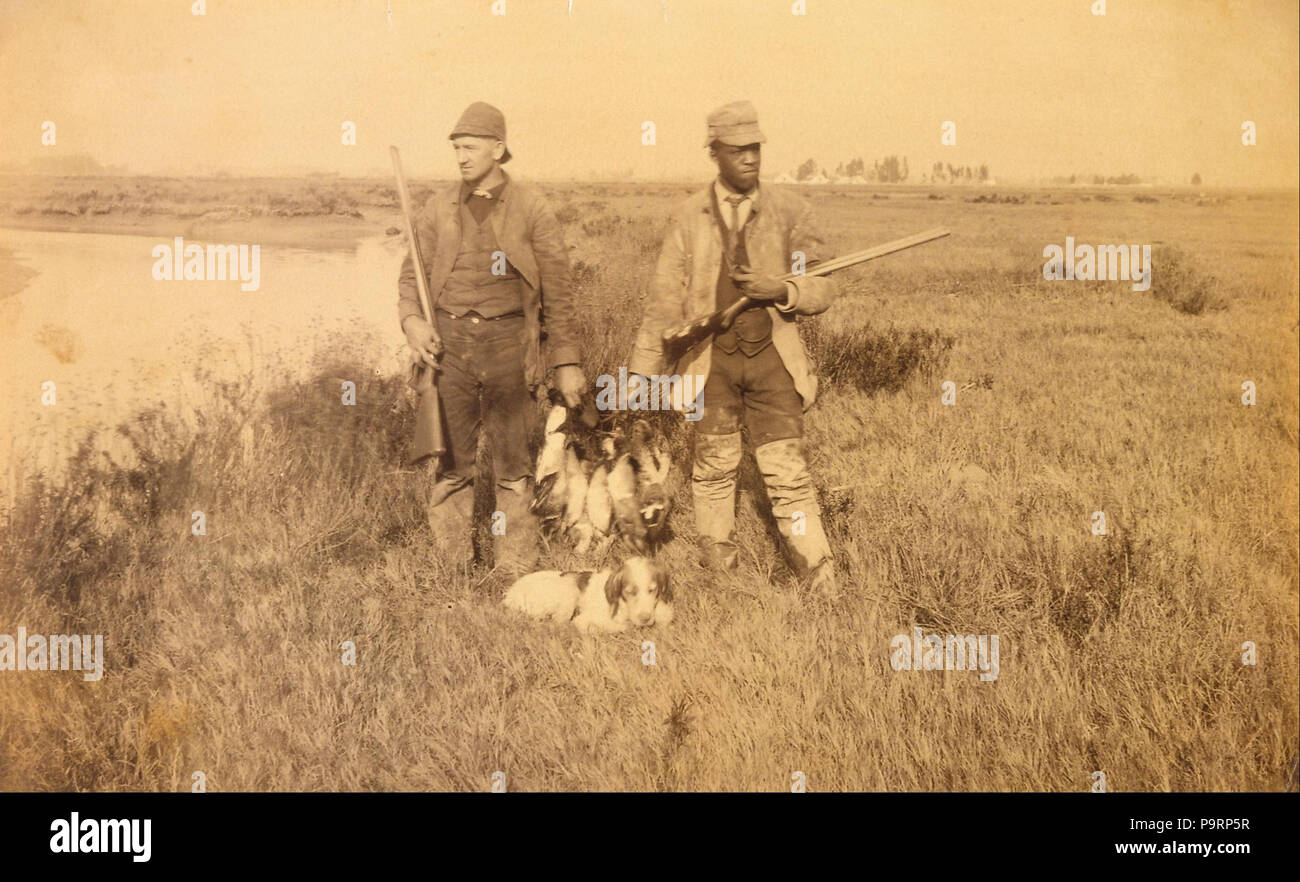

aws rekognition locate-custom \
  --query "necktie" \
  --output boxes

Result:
[471,189,493,199]
[724,193,746,265]
[725,193,745,230]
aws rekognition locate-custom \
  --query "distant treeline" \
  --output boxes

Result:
[1045,173,1205,186]
[788,156,992,184]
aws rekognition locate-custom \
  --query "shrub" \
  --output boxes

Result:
[801,320,955,393]
[1147,246,1227,315]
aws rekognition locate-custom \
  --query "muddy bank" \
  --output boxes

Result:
[0,174,421,251]
[1,212,400,251]
[0,243,39,300]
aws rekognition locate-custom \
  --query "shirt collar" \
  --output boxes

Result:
[713,177,759,210]
[457,172,510,204]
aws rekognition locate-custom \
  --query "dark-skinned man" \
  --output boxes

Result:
[399,102,586,575]
[628,100,838,595]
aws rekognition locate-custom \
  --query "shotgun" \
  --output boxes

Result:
[390,145,447,464]
[660,227,950,365]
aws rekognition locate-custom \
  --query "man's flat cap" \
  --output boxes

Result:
[704,100,767,147]
[449,101,512,163]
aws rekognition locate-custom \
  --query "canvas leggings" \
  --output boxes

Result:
[691,343,831,574]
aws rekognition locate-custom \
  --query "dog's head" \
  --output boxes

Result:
[639,484,671,534]
[605,556,672,627]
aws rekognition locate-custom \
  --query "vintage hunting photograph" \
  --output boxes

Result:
[0,0,1297,794]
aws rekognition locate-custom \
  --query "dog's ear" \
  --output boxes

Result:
[604,569,623,611]
[655,563,672,603]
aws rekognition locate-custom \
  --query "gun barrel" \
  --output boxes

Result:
[781,227,950,281]
[391,145,446,461]
[659,227,951,359]
[390,146,435,324]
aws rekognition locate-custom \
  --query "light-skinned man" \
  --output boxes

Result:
[399,101,586,575]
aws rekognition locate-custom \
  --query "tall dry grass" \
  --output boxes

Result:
[1,185,1296,791]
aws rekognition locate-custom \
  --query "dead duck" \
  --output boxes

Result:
[572,435,615,554]
[627,419,672,544]
[530,404,569,528]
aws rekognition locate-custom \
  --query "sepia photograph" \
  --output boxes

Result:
[0,0,1296,847]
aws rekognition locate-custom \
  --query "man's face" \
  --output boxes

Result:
[713,142,761,192]
[451,136,504,184]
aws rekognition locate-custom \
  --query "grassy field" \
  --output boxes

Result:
[1,180,1296,791]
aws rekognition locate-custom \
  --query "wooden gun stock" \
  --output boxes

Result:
[391,145,446,463]
[660,227,950,365]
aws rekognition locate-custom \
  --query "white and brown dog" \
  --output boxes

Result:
[503,556,673,632]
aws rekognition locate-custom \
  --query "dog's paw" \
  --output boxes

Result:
[654,603,674,628]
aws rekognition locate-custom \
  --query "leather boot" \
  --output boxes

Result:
[493,477,541,578]
[427,474,475,567]
[753,438,835,592]
[693,432,743,572]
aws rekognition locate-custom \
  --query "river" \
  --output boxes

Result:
[0,227,411,499]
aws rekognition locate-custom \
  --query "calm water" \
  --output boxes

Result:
[0,227,411,493]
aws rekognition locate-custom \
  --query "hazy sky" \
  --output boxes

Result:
[1,0,1296,185]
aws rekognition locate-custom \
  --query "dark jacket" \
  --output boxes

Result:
[398,172,582,389]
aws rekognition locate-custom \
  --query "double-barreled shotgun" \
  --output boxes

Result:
[660,226,950,364]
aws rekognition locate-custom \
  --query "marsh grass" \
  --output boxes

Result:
[1147,246,1228,315]
[801,320,955,393]
[0,183,1295,792]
